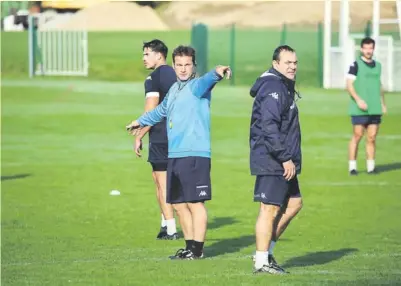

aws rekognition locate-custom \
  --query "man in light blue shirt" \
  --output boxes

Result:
[127,45,231,260]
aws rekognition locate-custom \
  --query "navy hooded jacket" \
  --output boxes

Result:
[249,68,302,176]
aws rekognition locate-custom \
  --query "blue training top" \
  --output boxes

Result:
[138,69,223,159]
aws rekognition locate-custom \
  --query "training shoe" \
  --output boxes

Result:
[367,169,379,175]
[169,248,203,260]
[161,233,180,240]
[349,169,358,176]
[156,226,167,240]
[253,264,287,275]
[268,255,288,273]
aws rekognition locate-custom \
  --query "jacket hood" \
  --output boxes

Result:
[250,68,295,98]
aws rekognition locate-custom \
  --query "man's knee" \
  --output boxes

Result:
[352,132,364,142]
[366,134,377,144]
[173,203,188,214]
[260,203,280,219]
[284,198,303,217]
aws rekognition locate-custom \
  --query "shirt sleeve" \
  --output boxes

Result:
[144,70,160,98]
[347,61,358,80]
[191,69,223,98]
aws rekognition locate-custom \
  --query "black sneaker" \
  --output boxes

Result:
[156,226,167,240]
[268,255,288,274]
[253,264,286,275]
[169,248,203,260]
[161,233,180,240]
[367,169,379,175]
[350,169,358,176]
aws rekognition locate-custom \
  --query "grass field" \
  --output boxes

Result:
[2,76,401,285]
[2,29,401,285]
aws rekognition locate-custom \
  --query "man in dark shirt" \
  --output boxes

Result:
[249,45,303,275]
[135,39,179,240]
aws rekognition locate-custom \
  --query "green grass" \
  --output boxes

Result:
[2,77,401,285]
[2,28,323,87]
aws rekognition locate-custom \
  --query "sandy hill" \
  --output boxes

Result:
[161,1,398,29]
[41,1,169,31]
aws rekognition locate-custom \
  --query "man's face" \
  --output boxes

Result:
[173,55,194,81]
[360,43,375,60]
[272,50,298,80]
[143,47,160,70]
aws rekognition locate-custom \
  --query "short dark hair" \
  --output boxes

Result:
[143,39,168,59]
[172,45,196,65]
[361,37,375,48]
[272,45,295,61]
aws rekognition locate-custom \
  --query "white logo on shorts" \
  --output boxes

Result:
[199,191,208,197]
[197,185,208,197]
[261,193,266,199]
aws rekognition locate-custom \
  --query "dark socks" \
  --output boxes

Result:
[185,239,194,250]
[191,240,204,257]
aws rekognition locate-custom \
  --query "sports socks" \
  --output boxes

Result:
[191,241,204,257]
[367,159,375,172]
[254,251,269,269]
[161,214,167,228]
[349,160,357,171]
[166,219,177,235]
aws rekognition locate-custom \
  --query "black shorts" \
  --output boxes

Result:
[351,115,382,126]
[148,142,168,168]
[150,162,167,172]
[167,157,211,204]
[254,175,301,207]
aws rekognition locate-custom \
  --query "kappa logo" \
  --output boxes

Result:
[269,92,279,100]
[261,193,266,199]
[199,191,208,197]
[197,185,209,197]
[290,101,296,109]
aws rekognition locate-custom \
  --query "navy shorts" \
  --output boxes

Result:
[351,115,382,126]
[150,162,167,172]
[254,175,301,207]
[148,142,168,169]
[167,157,211,204]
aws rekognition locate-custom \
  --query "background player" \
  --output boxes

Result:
[136,39,179,239]
[346,37,387,175]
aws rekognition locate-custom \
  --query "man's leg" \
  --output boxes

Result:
[273,197,303,241]
[270,177,303,256]
[187,202,208,257]
[253,176,289,274]
[348,121,366,174]
[153,169,177,237]
[172,203,194,249]
[366,122,380,173]
[255,202,280,269]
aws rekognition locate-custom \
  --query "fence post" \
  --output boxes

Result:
[317,22,324,88]
[229,23,236,86]
[364,20,372,37]
[191,23,208,76]
[280,23,287,45]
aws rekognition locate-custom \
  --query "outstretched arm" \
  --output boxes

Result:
[192,65,231,98]
[126,93,169,135]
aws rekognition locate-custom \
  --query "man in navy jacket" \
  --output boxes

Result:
[249,45,303,275]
